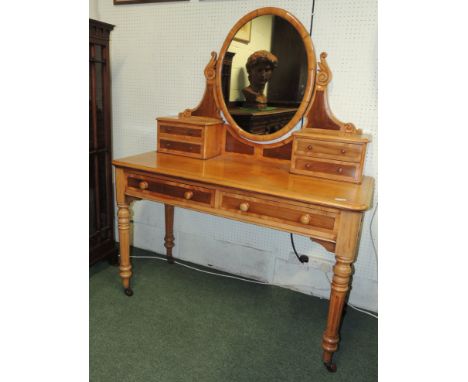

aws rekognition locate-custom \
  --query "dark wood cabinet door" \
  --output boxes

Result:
[89,19,117,266]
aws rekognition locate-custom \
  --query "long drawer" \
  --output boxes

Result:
[126,173,215,207]
[218,191,338,240]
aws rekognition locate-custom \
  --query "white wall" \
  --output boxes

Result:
[90,0,378,312]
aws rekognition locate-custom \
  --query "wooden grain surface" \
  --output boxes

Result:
[113,151,374,211]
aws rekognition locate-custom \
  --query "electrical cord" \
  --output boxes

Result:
[290,233,309,263]
[131,255,268,285]
[347,304,378,319]
[289,234,378,319]
[323,272,378,319]
[369,202,378,268]
[310,0,316,36]
[128,254,377,318]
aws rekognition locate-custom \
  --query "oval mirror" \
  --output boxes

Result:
[216,8,316,143]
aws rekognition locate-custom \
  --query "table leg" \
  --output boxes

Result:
[164,204,175,264]
[117,202,133,296]
[115,168,133,296]
[321,211,363,372]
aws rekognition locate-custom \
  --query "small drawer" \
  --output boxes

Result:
[295,139,363,162]
[294,157,359,182]
[159,139,202,155]
[159,124,202,139]
[219,192,337,239]
[127,175,214,206]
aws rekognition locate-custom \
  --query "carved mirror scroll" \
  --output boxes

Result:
[216,8,316,143]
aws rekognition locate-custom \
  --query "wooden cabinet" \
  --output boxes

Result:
[89,19,116,266]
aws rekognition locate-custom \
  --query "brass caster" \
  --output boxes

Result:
[324,361,337,373]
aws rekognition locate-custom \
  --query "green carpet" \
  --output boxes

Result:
[90,248,377,381]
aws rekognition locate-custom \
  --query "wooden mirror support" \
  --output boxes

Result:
[157,47,369,180]
[157,9,369,176]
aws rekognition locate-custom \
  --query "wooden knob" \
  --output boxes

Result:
[305,163,311,169]
[239,202,250,212]
[307,145,313,151]
[340,149,346,154]
[165,142,171,147]
[139,181,148,190]
[337,167,343,174]
[184,191,193,200]
[300,214,311,225]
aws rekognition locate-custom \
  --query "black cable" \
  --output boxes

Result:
[290,233,309,263]
[310,0,316,36]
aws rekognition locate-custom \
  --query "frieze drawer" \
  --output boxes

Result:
[219,191,338,240]
[126,174,215,207]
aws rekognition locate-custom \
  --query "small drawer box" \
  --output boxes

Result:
[290,129,370,183]
[157,116,223,159]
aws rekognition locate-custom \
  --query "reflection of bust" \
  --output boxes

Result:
[242,50,278,109]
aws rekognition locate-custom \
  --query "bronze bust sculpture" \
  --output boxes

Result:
[242,50,278,109]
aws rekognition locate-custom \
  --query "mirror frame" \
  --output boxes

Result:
[215,7,317,143]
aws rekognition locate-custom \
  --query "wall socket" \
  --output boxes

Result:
[288,252,334,273]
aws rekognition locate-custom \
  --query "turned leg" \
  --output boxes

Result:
[117,202,133,296]
[164,204,175,264]
[322,255,353,372]
[321,211,363,372]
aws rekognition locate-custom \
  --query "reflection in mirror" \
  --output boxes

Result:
[222,15,308,136]
[242,50,278,109]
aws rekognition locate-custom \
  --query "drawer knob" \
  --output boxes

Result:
[341,149,346,154]
[239,202,250,212]
[184,191,193,200]
[337,167,343,174]
[307,145,313,151]
[300,214,311,225]
[305,163,312,169]
[165,142,171,147]
[139,181,149,190]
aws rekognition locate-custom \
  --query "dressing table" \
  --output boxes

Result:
[113,7,374,372]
